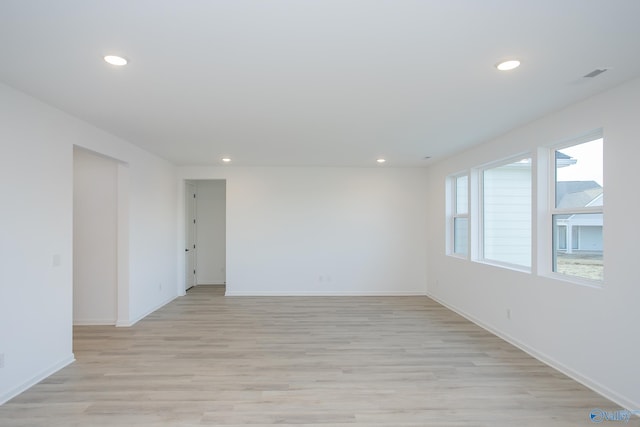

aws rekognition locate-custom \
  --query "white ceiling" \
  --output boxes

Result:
[2,1,640,167]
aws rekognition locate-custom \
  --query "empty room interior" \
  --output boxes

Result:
[1,1,640,426]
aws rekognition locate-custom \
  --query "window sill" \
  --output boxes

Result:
[475,259,532,274]
[446,253,469,261]
[541,272,603,289]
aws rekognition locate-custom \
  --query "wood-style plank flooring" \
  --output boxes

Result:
[0,286,625,426]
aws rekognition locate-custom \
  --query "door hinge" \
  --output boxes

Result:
[193,193,196,198]
[193,219,196,224]
[193,269,196,274]
[193,244,196,249]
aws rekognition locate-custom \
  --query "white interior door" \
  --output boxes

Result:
[185,182,197,290]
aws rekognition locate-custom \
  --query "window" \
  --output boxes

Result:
[482,157,532,268]
[448,174,469,257]
[443,129,603,284]
[552,135,603,282]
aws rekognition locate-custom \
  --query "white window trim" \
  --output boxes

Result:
[543,130,604,286]
[447,172,469,259]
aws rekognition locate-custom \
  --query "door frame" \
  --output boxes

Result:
[179,178,227,295]
[185,181,197,290]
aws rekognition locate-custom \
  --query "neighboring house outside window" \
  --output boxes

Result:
[552,137,603,282]
[554,178,603,253]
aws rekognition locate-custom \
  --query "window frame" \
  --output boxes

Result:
[477,153,533,272]
[548,131,604,285]
[447,172,469,259]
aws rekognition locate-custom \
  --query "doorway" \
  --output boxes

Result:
[184,180,226,292]
[73,147,129,326]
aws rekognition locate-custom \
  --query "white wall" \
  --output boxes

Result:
[426,76,640,409]
[178,167,429,295]
[0,83,178,404]
[73,148,117,325]
[195,180,226,285]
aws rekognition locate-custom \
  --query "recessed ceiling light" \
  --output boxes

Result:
[376,158,386,164]
[496,60,520,71]
[104,55,128,66]
[221,157,232,163]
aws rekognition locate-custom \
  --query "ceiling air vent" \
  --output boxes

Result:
[583,69,608,78]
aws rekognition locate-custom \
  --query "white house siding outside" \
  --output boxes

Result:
[483,161,532,268]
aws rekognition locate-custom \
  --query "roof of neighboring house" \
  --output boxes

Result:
[555,151,573,160]
[556,151,578,168]
[556,181,603,209]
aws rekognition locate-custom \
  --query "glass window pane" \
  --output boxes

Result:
[555,138,603,209]
[456,176,468,214]
[454,217,468,255]
[483,158,531,267]
[553,214,603,281]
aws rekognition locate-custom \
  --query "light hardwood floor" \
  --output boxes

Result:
[0,286,626,426]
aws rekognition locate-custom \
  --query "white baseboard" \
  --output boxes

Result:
[427,292,640,412]
[116,294,178,327]
[225,290,425,296]
[73,318,116,326]
[0,354,75,405]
